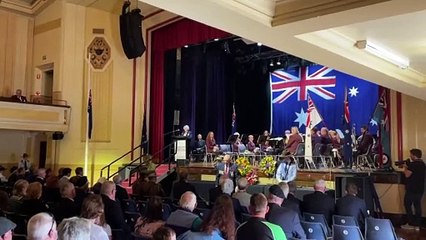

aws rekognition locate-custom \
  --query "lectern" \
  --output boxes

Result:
[172,135,190,160]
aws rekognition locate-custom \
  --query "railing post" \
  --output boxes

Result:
[107,166,110,180]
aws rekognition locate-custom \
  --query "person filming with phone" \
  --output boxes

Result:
[400,148,426,231]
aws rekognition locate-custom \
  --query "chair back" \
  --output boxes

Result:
[194,207,211,220]
[219,144,231,152]
[4,211,28,235]
[303,212,331,237]
[332,225,364,240]
[124,211,141,231]
[122,199,138,212]
[239,144,246,152]
[333,215,358,226]
[365,218,398,240]
[313,144,322,156]
[162,203,172,220]
[301,221,327,240]
[295,143,305,156]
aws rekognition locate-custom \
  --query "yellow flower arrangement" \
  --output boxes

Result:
[259,156,276,177]
[236,156,252,177]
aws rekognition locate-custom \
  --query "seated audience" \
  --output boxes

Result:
[222,178,242,221]
[172,170,197,202]
[11,89,27,103]
[57,217,91,240]
[279,182,300,215]
[236,193,285,240]
[112,175,129,207]
[92,177,106,194]
[70,167,88,189]
[8,167,25,185]
[135,196,165,238]
[0,217,16,240]
[0,191,8,215]
[178,194,235,240]
[100,181,130,240]
[27,212,58,240]
[33,168,46,186]
[302,179,335,226]
[141,172,166,198]
[266,185,305,239]
[209,176,227,206]
[80,194,109,240]
[284,181,301,208]
[153,227,176,240]
[232,177,251,209]
[22,182,48,217]
[0,166,7,183]
[58,168,72,190]
[336,182,368,227]
[54,181,79,223]
[166,191,202,232]
[7,179,28,213]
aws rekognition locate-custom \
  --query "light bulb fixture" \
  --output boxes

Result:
[214,38,219,41]
[184,45,189,48]
[355,40,409,69]
[269,60,274,67]
[257,42,262,47]
[276,59,281,65]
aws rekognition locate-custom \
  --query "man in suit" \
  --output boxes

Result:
[54,181,79,223]
[302,179,335,226]
[357,125,373,154]
[172,169,197,202]
[193,134,206,162]
[112,175,129,211]
[101,181,130,240]
[11,89,27,103]
[285,181,302,209]
[336,182,368,228]
[215,154,237,186]
[33,168,46,186]
[266,185,306,239]
[166,191,202,232]
[279,182,301,216]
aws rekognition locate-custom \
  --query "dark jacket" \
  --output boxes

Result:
[21,199,48,217]
[302,191,335,226]
[101,194,130,240]
[54,198,79,222]
[266,203,306,239]
[357,132,373,154]
[335,194,367,227]
[172,180,197,201]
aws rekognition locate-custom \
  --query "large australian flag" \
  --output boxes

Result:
[270,65,378,135]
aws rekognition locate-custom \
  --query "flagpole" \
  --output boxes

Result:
[84,55,92,177]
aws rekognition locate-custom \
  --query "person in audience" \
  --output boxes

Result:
[57,217,91,240]
[206,131,217,153]
[58,168,72,189]
[215,154,237,186]
[132,172,148,198]
[54,181,78,223]
[27,212,58,240]
[18,153,31,173]
[166,191,202,232]
[33,168,46,186]
[92,177,106,194]
[11,89,27,103]
[232,177,251,209]
[265,185,305,239]
[135,196,165,238]
[401,148,426,231]
[80,194,109,240]
[143,172,166,197]
[0,191,8,215]
[0,166,7,183]
[179,194,236,240]
[45,169,60,189]
[222,178,242,221]
[181,125,192,139]
[153,227,176,240]
[236,193,285,240]
[285,181,301,208]
[302,179,335,226]
[283,126,302,155]
[0,217,16,240]
[97,210,112,239]
[246,135,256,152]
[275,156,297,183]
[112,175,129,206]
[336,182,367,228]
[279,182,300,216]
[100,181,130,240]
[209,176,226,206]
[172,169,197,202]
[7,166,24,185]
[22,182,48,216]
[70,167,88,189]
[7,179,28,213]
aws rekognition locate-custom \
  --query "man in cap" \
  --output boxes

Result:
[266,185,306,239]
[0,217,16,240]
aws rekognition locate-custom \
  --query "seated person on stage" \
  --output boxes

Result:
[232,132,243,152]
[275,156,297,183]
[257,130,270,146]
[283,127,302,155]
[266,185,306,239]
[319,127,331,155]
[11,89,27,103]
[166,191,202,231]
[215,154,237,186]
[247,135,257,152]
[192,134,206,161]
[311,127,321,146]
[302,179,335,227]
[335,182,368,228]
[261,140,273,152]
[206,131,217,153]
[329,130,343,165]
[181,125,192,139]
[357,125,373,155]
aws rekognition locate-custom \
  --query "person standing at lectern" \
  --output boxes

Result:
[181,125,192,139]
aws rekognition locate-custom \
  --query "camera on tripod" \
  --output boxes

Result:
[395,158,410,166]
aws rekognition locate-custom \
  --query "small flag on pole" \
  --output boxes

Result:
[231,102,237,134]
[88,89,93,139]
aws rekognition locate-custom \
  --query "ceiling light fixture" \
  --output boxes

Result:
[276,59,281,66]
[257,42,262,47]
[269,60,274,67]
[214,38,219,41]
[354,40,409,69]
[184,45,189,48]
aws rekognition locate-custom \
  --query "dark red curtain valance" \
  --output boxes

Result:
[149,18,230,161]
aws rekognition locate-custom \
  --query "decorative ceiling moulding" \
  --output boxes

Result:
[0,0,53,15]
[272,0,390,26]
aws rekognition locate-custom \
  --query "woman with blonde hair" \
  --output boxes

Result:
[7,179,29,212]
[80,194,110,240]
[21,182,48,216]
[283,126,303,155]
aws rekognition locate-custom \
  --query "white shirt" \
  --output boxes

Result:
[90,222,109,240]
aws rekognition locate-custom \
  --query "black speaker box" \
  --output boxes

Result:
[52,132,64,140]
[120,3,146,59]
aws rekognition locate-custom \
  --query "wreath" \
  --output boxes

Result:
[259,156,276,177]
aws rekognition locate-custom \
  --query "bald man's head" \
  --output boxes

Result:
[100,181,116,200]
[27,213,57,240]
[179,191,197,212]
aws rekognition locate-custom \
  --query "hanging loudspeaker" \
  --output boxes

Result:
[173,110,180,126]
[52,132,64,140]
[119,1,146,59]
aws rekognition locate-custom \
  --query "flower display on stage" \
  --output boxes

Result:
[246,169,259,185]
[236,156,252,177]
[259,156,276,177]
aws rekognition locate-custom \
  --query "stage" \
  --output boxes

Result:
[179,162,402,189]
